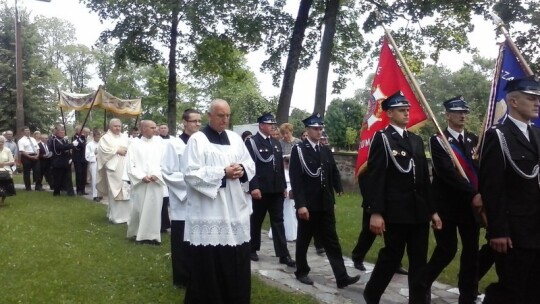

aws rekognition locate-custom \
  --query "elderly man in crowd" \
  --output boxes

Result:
[97,118,131,224]
[3,130,18,168]
[126,120,165,245]
[181,99,255,303]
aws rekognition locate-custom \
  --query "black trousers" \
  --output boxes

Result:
[352,208,376,263]
[185,242,250,304]
[73,161,87,194]
[52,166,74,195]
[161,197,171,232]
[364,222,429,304]
[478,242,495,280]
[170,220,189,287]
[295,208,348,282]
[38,158,53,187]
[250,192,289,257]
[484,248,540,304]
[21,154,40,190]
[426,217,479,304]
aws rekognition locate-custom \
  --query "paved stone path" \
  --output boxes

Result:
[252,230,484,304]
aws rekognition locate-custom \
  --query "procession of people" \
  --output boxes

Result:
[1,75,540,303]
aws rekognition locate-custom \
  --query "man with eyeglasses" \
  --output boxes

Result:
[162,109,201,287]
[289,112,360,289]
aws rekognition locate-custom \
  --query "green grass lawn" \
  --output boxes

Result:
[0,192,317,303]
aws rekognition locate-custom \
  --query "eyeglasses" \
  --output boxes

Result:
[186,120,202,123]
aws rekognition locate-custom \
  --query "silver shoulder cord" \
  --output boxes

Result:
[381,133,415,181]
[296,145,321,178]
[248,138,274,163]
[495,129,539,181]
[53,137,63,156]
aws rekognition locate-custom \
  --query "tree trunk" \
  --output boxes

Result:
[167,6,180,134]
[313,0,340,117]
[276,0,314,124]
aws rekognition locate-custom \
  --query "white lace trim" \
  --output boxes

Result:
[186,219,251,246]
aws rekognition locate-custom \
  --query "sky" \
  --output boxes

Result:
[19,0,502,113]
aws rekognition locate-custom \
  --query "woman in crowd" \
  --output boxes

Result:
[0,135,16,205]
[279,123,302,155]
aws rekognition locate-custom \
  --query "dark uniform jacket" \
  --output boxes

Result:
[430,129,478,222]
[480,119,540,249]
[48,135,74,168]
[245,132,286,194]
[364,125,432,224]
[289,140,343,212]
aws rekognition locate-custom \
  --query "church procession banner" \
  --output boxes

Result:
[354,38,428,177]
[58,87,142,116]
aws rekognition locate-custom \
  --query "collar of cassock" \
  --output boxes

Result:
[202,125,230,145]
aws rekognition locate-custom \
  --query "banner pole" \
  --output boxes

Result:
[79,86,101,135]
[491,12,534,76]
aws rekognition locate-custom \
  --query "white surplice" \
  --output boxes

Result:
[161,140,187,221]
[181,130,255,246]
[126,136,165,242]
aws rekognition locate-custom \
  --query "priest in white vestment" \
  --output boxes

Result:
[96,118,131,224]
[126,120,165,244]
[181,100,255,304]
[161,109,201,287]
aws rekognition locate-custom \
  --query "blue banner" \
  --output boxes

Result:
[485,42,532,131]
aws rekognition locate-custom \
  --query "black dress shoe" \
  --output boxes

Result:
[296,275,314,285]
[279,256,296,267]
[250,252,259,261]
[354,261,366,271]
[337,274,360,289]
[395,266,409,275]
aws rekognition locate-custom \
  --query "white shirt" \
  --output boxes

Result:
[306,138,319,151]
[18,136,39,154]
[508,115,530,141]
[390,124,407,137]
[447,127,465,141]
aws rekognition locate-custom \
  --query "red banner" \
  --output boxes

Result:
[354,38,428,176]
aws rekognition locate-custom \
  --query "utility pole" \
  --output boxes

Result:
[14,0,51,138]
[14,0,23,138]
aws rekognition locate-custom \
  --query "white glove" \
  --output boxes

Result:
[73,139,79,147]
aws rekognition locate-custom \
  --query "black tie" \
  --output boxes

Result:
[315,144,319,153]
[458,134,467,154]
[403,131,408,139]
